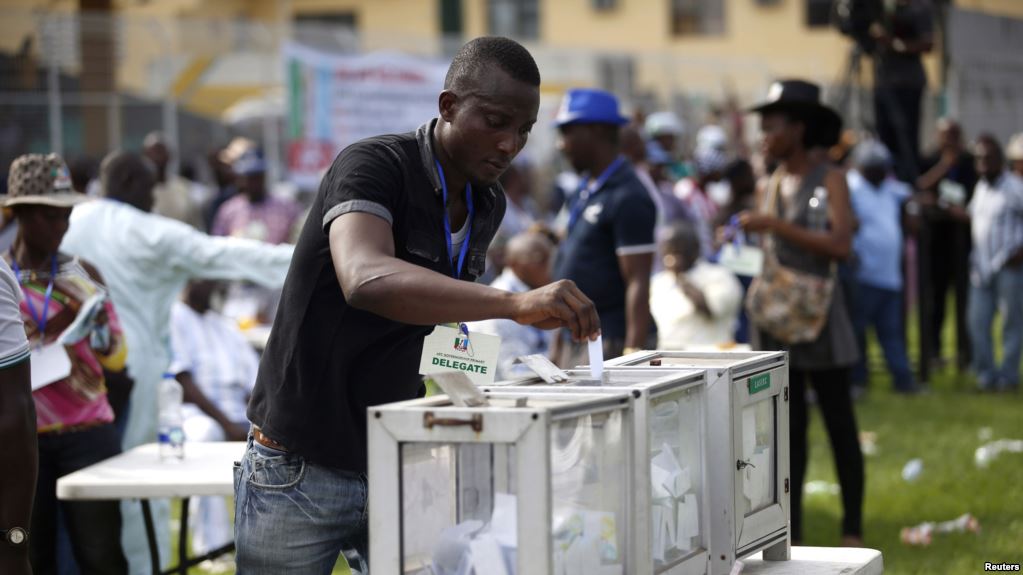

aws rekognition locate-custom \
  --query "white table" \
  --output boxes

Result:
[741,546,884,574]
[57,442,246,575]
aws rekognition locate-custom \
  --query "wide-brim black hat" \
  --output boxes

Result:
[749,79,843,149]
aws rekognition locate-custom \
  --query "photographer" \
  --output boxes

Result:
[870,0,934,181]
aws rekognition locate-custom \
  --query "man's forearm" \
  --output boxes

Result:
[345,258,520,325]
[624,279,651,349]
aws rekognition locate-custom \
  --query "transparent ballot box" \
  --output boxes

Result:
[368,391,635,575]
[602,351,790,573]
[483,368,710,575]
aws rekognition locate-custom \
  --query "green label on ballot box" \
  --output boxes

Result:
[748,373,771,395]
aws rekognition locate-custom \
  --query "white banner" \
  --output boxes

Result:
[283,43,447,188]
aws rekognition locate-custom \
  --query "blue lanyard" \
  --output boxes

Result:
[567,155,626,231]
[435,160,474,279]
[11,254,58,340]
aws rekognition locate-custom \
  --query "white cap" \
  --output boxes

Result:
[644,111,684,137]
[696,124,728,152]
[1007,132,1023,161]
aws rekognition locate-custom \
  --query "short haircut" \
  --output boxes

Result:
[661,221,701,261]
[100,150,153,199]
[975,133,1002,159]
[444,36,540,92]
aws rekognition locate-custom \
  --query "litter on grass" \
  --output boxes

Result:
[859,431,878,456]
[900,513,981,547]
[975,439,1023,468]
[901,458,923,482]
[804,480,840,496]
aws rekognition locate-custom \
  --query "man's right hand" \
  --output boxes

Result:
[510,280,600,342]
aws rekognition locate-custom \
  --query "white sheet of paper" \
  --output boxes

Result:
[939,179,967,206]
[676,493,699,549]
[469,534,510,575]
[419,325,500,385]
[718,244,764,277]
[651,505,666,563]
[749,449,771,509]
[489,493,518,548]
[652,444,687,498]
[588,336,603,379]
[30,343,72,391]
[742,408,757,459]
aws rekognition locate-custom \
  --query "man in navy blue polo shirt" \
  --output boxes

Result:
[553,89,658,363]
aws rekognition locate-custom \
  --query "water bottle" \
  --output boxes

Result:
[808,186,829,231]
[158,373,185,461]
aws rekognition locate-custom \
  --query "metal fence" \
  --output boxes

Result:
[0,8,965,192]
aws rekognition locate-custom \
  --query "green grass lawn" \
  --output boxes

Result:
[802,313,1023,573]
[183,309,1022,574]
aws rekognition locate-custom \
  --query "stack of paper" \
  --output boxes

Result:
[650,443,700,562]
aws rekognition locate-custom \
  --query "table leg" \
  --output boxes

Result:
[178,497,190,575]
[140,499,161,574]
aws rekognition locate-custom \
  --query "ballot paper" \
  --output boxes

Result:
[651,443,690,498]
[743,447,772,512]
[469,535,510,575]
[30,343,72,391]
[588,336,604,380]
[742,408,757,459]
[676,493,700,550]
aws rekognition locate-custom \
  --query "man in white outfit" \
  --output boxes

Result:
[61,151,293,574]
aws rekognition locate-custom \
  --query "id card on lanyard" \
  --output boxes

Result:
[566,155,626,231]
[419,160,499,384]
[11,255,73,390]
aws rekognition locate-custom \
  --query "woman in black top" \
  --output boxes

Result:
[739,80,865,546]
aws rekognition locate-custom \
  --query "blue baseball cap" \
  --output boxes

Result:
[555,88,629,127]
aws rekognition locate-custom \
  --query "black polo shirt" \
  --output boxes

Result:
[247,119,506,472]
[553,161,657,339]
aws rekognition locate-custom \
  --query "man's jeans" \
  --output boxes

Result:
[969,264,1023,389]
[234,437,369,574]
[851,282,916,392]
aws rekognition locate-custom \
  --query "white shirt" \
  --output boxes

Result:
[650,261,743,349]
[60,199,293,448]
[0,259,29,369]
[969,171,1023,284]
[61,199,293,573]
[465,268,550,380]
[170,301,259,424]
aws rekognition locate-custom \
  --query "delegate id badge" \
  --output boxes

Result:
[30,342,72,391]
[718,243,764,277]
[419,323,500,386]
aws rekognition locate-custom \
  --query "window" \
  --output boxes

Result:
[806,0,833,28]
[292,12,359,51]
[488,0,539,40]
[670,0,725,37]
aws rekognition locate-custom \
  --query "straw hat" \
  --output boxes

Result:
[4,153,89,208]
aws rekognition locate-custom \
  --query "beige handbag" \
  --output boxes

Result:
[745,171,835,344]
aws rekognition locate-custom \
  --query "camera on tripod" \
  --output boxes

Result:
[832,0,885,55]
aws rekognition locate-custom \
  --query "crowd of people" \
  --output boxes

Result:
[1,31,1022,575]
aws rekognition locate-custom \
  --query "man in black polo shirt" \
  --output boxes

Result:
[235,37,600,574]
[553,88,657,364]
